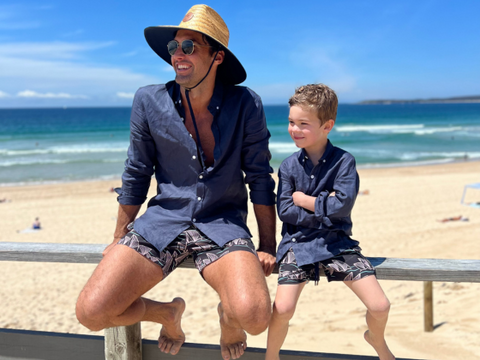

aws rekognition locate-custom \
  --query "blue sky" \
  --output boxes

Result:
[1,0,479,108]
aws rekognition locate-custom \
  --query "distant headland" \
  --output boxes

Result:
[359,95,480,105]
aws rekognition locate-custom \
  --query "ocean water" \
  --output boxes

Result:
[1,103,479,185]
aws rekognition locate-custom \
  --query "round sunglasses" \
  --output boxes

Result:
[167,40,212,56]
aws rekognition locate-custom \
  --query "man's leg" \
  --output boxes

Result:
[202,250,272,360]
[344,276,395,360]
[75,244,185,355]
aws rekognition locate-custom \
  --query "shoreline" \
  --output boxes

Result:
[1,157,479,188]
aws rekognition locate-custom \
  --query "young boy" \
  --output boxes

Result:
[266,84,395,360]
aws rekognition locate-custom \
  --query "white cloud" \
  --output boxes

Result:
[17,90,88,99]
[0,4,42,30]
[0,41,115,60]
[63,29,85,38]
[288,44,358,94]
[0,41,162,106]
[0,91,10,98]
[117,92,135,99]
[163,65,174,72]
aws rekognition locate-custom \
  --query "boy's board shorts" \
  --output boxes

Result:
[118,224,257,279]
[278,246,376,285]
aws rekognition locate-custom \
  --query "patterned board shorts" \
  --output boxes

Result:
[278,247,376,285]
[117,225,257,279]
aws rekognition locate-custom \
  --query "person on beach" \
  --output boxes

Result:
[265,84,394,360]
[75,5,276,360]
[32,217,41,230]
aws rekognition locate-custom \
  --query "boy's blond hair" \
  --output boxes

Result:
[288,84,338,125]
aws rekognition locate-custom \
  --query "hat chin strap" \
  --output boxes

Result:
[184,49,220,91]
[184,49,220,170]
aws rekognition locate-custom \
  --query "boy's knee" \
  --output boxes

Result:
[272,300,296,322]
[368,298,391,319]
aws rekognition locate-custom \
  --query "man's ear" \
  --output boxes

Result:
[214,50,225,65]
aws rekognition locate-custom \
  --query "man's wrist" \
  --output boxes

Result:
[257,245,276,255]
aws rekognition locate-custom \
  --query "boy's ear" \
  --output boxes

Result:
[323,119,335,132]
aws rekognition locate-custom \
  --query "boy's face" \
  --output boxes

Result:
[288,105,334,155]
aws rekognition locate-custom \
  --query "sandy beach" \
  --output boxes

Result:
[1,161,479,359]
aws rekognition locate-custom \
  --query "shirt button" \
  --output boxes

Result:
[305,156,309,159]
[192,218,196,222]
[181,117,184,121]
[292,238,296,243]
[192,155,196,160]
[197,197,202,201]
[216,106,219,110]
[323,159,326,163]
[311,175,314,179]
[199,175,203,179]
[189,133,193,137]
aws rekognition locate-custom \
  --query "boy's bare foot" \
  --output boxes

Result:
[218,303,247,360]
[364,330,395,360]
[158,297,186,355]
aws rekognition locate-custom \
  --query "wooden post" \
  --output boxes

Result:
[105,323,142,360]
[423,281,434,332]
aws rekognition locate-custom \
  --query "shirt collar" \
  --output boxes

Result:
[297,139,334,165]
[166,80,224,116]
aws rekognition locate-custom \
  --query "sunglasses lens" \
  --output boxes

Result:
[181,40,195,55]
[167,40,179,56]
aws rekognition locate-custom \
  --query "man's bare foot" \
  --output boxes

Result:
[158,297,186,355]
[218,303,247,360]
[364,330,395,360]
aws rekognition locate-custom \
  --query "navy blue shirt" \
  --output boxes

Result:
[276,141,359,267]
[118,80,276,252]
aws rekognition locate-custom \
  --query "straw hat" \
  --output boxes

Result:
[144,4,246,85]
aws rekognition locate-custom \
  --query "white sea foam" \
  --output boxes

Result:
[0,158,125,167]
[334,124,471,136]
[2,144,128,156]
[268,142,298,153]
[335,124,425,133]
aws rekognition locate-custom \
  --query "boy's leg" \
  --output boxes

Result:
[265,283,306,360]
[344,276,395,360]
[202,250,272,360]
[75,244,185,355]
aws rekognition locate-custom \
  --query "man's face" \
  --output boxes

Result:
[171,30,218,88]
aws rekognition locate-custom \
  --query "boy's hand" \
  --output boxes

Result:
[293,191,316,212]
[292,191,306,206]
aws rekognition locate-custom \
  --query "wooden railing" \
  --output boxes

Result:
[1,242,480,360]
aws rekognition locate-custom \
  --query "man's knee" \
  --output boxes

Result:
[225,292,271,335]
[76,289,113,331]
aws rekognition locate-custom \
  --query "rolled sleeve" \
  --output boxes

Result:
[117,89,156,206]
[241,89,275,206]
[314,156,358,222]
[277,166,317,226]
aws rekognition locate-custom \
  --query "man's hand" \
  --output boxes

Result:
[105,204,142,257]
[257,248,276,277]
[253,204,277,276]
[102,237,122,257]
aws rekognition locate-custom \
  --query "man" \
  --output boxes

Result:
[76,5,277,360]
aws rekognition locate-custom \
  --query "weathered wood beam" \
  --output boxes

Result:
[0,328,421,360]
[1,242,479,282]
